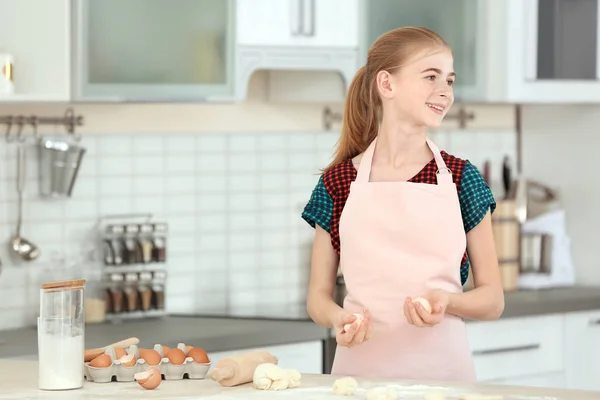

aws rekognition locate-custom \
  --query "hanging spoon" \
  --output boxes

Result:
[10,145,40,261]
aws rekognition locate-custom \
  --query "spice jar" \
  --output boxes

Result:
[84,280,106,324]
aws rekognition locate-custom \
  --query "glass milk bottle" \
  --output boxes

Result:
[38,279,86,390]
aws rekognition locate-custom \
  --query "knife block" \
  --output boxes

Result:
[491,199,520,291]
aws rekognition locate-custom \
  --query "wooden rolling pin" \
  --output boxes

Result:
[84,337,139,362]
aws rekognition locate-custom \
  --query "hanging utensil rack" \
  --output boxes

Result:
[322,105,475,130]
[0,107,84,143]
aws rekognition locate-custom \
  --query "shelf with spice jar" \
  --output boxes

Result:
[97,214,169,322]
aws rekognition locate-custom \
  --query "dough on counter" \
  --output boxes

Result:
[424,392,446,400]
[365,386,399,400]
[343,313,365,332]
[252,362,301,391]
[459,395,503,400]
[332,376,358,395]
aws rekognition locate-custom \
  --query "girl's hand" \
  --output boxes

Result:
[331,309,372,348]
[404,289,449,328]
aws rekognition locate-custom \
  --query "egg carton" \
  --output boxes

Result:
[84,342,211,383]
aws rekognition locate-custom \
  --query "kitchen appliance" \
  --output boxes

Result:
[38,137,86,198]
[520,232,553,274]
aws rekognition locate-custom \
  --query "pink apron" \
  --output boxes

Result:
[332,136,476,383]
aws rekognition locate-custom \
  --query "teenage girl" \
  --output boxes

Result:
[301,27,504,382]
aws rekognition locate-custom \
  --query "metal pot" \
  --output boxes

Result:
[38,138,86,198]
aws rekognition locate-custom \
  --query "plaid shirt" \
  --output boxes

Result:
[301,151,496,286]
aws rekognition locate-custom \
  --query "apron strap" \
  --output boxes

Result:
[355,136,453,185]
[426,138,454,185]
[355,136,377,184]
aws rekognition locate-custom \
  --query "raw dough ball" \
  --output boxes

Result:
[365,386,399,400]
[332,376,358,395]
[252,362,301,391]
[343,313,364,332]
[413,297,432,313]
[424,392,447,400]
[460,395,503,400]
[287,369,302,388]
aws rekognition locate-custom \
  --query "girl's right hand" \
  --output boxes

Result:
[332,309,372,348]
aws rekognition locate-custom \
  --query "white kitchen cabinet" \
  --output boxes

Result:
[361,0,484,102]
[362,0,600,104]
[208,340,323,374]
[0,0,71,102]
[236,0,359,48]
[467,314,565,383]
[72,0,235,102]
[564,309,600,392]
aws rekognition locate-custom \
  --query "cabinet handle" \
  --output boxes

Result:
[290,0,303,36]
[303,0,315,36]
[472,344,540,356]
[589,319,600,326]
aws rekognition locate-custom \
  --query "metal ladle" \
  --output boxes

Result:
[10,145,40,261]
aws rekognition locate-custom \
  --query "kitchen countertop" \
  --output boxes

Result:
[500,285,600,318]
[1,359,599,399]
[1,286,599,360]
[0,316,328,360]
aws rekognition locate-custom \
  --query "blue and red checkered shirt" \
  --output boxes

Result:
[301,151,496,286]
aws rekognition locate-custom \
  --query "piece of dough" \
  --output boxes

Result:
[365,386,399,400]
[343,313,364,332]
[459,395,503,400]
[332,376,358,395]
[413,297,432,313]
[252,362,301,391]
[424,392,446,400]
[287,369,302,388]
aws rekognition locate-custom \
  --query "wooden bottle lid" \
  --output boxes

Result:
[41,279,86,290]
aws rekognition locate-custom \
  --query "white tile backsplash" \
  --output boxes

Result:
[0,129,515,330]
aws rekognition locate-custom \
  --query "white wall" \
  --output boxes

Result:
[0,82,525,330]
[521,105,600,285]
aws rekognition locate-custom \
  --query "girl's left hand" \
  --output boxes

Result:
[404,289,450,328]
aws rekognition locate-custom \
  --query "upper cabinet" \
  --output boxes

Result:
[233,0,361,101]
[1,0,600,104]
[72,0,234,102]
[362,0,484,102]
[364,0,600,103]
[0,0,71,102]
[518,0,600,102]
[237,0,359,48]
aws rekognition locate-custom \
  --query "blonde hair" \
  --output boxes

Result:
[325,27,450,172]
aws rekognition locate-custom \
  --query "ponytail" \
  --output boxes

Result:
[324,66,380,172]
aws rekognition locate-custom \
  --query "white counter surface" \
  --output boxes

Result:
[1,360,599,400]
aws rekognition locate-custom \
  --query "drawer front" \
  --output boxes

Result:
[209,340,323,374]
[467,314,564,381]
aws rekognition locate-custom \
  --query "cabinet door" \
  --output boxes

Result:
[517,0,600,102]
[74,0,234,101]
[564,310,600,391]
[0,0,70,102]
[236,0,358,48]
[209,341,323,374]
[362,0,485,102]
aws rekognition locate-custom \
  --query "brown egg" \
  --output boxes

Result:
[89,354,112,368]
[119,352,137,367]
[134,367,162,390]
[167,348,186,365]
[138,349,162,366]
[161,345,171,357]
[187,347,210,364]
[186,345,193,352]
[114,347,127,359]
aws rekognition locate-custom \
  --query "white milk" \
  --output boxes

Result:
[38,332,84,390]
